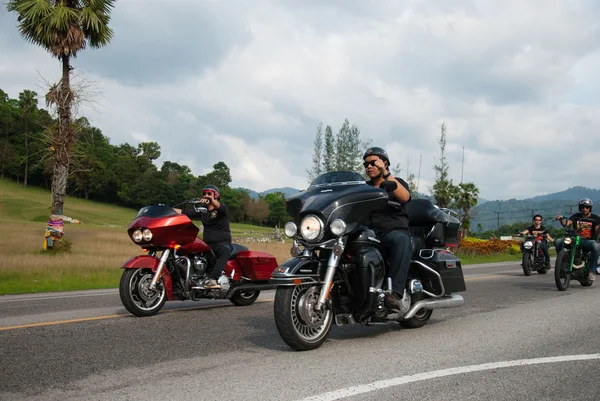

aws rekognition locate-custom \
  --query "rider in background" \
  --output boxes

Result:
[177,184,233,289]
[519,214,553,269]
[363,147,412,313]
[556,198,600,281]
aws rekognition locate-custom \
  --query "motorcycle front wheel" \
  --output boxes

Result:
[273,284,333,351]
[119,269,167,317]
[554,250,571,291]
[522,253,532,276]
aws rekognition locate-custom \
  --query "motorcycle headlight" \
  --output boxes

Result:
[564,238,572,245]
[300,214,324,241]
[284,222,297,238]
[131,229,143,243]
[523,241,533,249]
[330,219,347,236]
[142,229,153,242]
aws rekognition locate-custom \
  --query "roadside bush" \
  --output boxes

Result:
[455,237,521,257]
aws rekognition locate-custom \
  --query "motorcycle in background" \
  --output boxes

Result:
[119,200,279,317]
[515,232,550,276]
[271,171,466,351]
[554,228,594,291]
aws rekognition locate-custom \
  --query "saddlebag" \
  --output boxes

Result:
[236,251,279,281]
[416,249,466,294]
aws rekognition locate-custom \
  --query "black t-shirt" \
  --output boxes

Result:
[366,177,411,236]
[568,212,600,240]
[525,225,548,236]
[184,203,232,244]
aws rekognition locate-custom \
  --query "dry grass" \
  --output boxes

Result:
[0,218,292,294]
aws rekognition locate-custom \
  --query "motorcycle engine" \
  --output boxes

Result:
[193,256,208,276]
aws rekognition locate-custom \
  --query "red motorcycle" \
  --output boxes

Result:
[119,200,279,317]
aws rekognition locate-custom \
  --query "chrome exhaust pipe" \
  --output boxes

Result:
[403,294,464,319]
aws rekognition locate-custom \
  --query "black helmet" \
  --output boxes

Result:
[533,214,542,221]
[578,198,593,211]
[363,147,390,166]
[203,184,221,199]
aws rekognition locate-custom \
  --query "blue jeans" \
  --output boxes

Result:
[554,238,600,272]
[379,229,412,294]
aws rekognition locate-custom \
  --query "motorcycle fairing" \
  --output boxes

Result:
[270,257,320,286]
[121,255,174,300]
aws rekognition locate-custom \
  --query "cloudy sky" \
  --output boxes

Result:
[1,0,600,200]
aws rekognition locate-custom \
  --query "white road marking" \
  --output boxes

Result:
[297,354,600,401]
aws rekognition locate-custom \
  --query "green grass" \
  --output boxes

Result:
[459,253,521,265]
[0,268,123,294]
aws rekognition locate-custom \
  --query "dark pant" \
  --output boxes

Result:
[554,238,600,272]
[208,242,233,280]
[380,229,412,295]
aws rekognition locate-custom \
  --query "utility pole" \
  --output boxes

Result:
[461,146,464,184]
[531,209,534,220]
[495,211,501,232]
[416,154,422,192]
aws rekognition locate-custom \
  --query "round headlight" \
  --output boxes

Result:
[523,241,533,249]
[284,222,297,238]
[564,238,572,245]
[142,229,153,242]
[131,229,143,243]
[330,219,347,236]
[300,214,323,241]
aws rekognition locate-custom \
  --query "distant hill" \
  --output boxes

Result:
[470,186,600,232]
[236,187,302,200]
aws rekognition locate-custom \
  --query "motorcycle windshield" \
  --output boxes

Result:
[134,205,179,219]
[286,171,389,233]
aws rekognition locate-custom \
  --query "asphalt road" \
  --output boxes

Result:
[1,261,599,401]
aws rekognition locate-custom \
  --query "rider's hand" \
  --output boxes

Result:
[174,208,182,214]
[556,215,563,220]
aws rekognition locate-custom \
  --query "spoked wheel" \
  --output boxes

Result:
[522,254,532,276]
[229,290,260,306]
[273,284,333,351]
[554,250,571,291]
[399,307,433,329]
[119,269,167,317]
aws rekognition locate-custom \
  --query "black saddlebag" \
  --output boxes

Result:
[406,199,461,248]
[416,249,466,294]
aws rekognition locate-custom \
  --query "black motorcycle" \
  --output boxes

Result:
[516,232,550,276]
[270,171,466,351]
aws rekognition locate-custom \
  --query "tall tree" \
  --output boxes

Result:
[8,0,115,214]
[431,122,456,208]
[18,90,37,187]
[452,182,480,237]
[306,123,323,182]
[322,125,336,173]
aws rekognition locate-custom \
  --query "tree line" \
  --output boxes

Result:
[0,88,290,227]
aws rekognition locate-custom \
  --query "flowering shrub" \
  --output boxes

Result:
[455,237,521,257]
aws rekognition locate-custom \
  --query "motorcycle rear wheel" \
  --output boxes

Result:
[522,254,532,276]
[554,250,571,291]
[273,285,333,351]
[229,290,260,306]
[119,269,167,317]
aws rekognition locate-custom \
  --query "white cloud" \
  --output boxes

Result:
[2,0,600,200]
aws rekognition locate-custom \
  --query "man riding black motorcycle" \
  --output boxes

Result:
[519,214,553,269]
[556,198,600,282]
[363,147,412,313]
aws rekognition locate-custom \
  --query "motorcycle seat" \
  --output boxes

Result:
[229,243,249,260]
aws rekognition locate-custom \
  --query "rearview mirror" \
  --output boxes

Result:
[380,180,397,192]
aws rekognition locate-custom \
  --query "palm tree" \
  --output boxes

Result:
[18,90,37,187]
[7,0,115,214]
[453,182,480,237]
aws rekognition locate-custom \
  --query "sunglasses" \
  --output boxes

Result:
[363,160,377,168]
[581,205,591,209]
[203,190,217,196]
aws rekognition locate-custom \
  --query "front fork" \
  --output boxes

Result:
[315,238,344,311]
[150,249,171,290]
